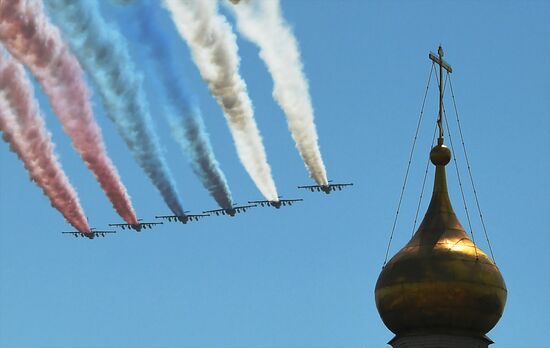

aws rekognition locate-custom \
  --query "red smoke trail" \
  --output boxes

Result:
[0,54,90,233]
[0,1,138,225]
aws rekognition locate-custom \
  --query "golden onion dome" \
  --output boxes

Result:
[375,142,507,338]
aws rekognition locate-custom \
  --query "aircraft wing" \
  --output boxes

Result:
[155,215,181,222]
[203,205,256,215]
[155,215,175,220]
[281,198,303,203]
[278,199,303,206]
[248,199,303,207]
[62,230,116,238]
[90,230,116,237]
[329,183,354,190]
[157,214,209,222]
[298,182,353,192]
[140,222,163,229]
[108,223,131,229]
[297,184,319,189]
[62,231,83,236]
[187,214,210,221]
[62,232,91,238]
[297,184,324,192]
[248,200,270,205]
[233,204,256,212]
[203,208,225,214]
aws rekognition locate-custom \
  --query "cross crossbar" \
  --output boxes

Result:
[429,52,453,73]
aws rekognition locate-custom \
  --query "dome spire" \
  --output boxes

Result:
[375,46,506,348]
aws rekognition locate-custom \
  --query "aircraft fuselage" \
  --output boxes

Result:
[226,209,236,216]
[271,201,282,208]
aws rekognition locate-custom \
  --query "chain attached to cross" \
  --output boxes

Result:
[429,46,453,143]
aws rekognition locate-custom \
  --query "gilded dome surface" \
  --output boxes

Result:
[375,144,507,337]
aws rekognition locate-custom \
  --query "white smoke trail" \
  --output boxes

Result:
[164,0,278,201]
[229,0,328,186]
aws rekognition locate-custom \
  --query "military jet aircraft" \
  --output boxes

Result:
[62,228,116,239]
[109,219,163,232]
[298,181,354,194]
[203,204,256,217]
[155,212,210,224]
[248,196,303,209]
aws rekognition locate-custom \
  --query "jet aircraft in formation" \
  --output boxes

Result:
[203,204,257,217]
[109,219,163,232]
[62,228,116,239]
[155,212,210,224]
[64,181,353,239]
[298,181,354,194]
[248,197,303,209]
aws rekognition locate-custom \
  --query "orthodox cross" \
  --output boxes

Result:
[429,46,453,142]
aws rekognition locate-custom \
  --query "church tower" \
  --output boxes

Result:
[375,47,507,347]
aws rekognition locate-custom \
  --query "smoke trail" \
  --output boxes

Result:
[164,0,278,201]
[43,0,186,216]
[169,114,233,208]
[0,53,91,234]
[121,0,233,209]
[230,0,328,186]
[0,0,138,224]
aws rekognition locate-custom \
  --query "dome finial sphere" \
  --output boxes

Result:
[430,143,451,165]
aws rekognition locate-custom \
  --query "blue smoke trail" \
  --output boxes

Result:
[122,0,233,209]
[44,0,185,215]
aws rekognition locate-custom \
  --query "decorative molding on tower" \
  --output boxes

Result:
[389,333,493,348]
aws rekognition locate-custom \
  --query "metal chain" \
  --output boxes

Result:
[411,124,438,236]
[410,68,446,236]
[448,76,497,264]
[383,63,435,267]
[441,72,479,260]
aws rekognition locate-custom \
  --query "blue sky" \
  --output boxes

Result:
[1,1,549,347]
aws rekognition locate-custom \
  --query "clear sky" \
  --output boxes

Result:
[1,1,549,347]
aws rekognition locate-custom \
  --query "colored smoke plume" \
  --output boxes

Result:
[131,0,233,209]
[0,0,138,224]
[44,0,186,216]
[0,53,91,234]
